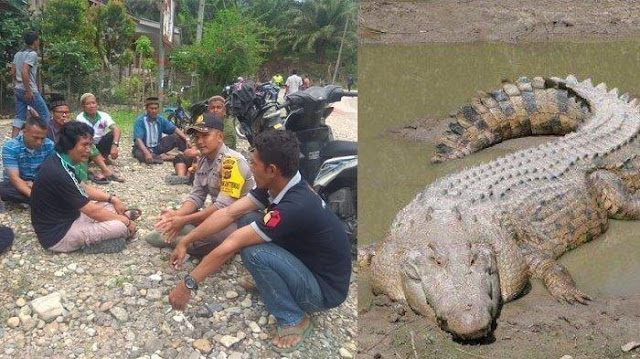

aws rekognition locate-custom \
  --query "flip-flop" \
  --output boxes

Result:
[106,173,125,183]
[90,174,110,185]
[268,318,314,354]
[124,208,142,221]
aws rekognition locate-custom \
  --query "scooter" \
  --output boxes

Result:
[280,85,358,244]
[163,86,208,129]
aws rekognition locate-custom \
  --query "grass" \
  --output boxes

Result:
[109,109,141,136]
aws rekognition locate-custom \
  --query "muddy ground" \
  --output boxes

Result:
[358,1,640,358]
[359,0,640,44]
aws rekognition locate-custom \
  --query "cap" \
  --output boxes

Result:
[186,113,224,135]
[145,96,160,106]
[80,92,95,104]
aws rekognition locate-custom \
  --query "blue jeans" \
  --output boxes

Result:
[238,212,328,328]
[15,89,50,125]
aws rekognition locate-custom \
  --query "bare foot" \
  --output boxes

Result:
[271,315,312,350]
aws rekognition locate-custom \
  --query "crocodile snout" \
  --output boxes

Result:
[444,304,493,340]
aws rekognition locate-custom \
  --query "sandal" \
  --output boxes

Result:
[124,208,142,221]
[90,174,110,185]
[268,317,313,353]
[106,173,125,183]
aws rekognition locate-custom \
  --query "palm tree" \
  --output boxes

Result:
[285,0,356,63]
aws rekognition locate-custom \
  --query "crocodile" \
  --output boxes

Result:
[361,75,640,340]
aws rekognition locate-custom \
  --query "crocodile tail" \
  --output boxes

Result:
[432,76,592,163]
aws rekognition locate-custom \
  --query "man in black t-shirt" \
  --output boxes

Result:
[30,122,138,253]
[168,130,351,353]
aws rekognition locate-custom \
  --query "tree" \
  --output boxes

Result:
[89,0,136,73]
[170,7,267,94]
[0,6,36,103]
[284,0,356,63]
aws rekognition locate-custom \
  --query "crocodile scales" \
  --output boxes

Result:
[362,75,640,340]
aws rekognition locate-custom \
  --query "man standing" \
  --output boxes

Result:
[133,96,192,169]
[284,69,303,96]
[147,113,254,256]
[10,32,50,137]
[167,130,351,352]
[31,121,139,254]
[1,116,54,204]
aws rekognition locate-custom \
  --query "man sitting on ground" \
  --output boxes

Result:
[147,113,254,255]
[1,116,54,204]
[207,95,236,150]
[133,96,193,173]
[75,93,124,183]
[167,130,351,352]
[30,121,139,254]
[48,98,121,184]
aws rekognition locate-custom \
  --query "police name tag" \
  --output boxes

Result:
[220,156,245,198]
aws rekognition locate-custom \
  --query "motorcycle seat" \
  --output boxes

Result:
[320,140,357,158]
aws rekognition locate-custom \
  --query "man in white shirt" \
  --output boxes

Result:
[284,69,303,96]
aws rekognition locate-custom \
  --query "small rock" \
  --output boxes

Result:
[54,270,64,277]
[172,314,184,323]
[240,296,252,308]
[7,317,20,328]
[226,291,239,299]
[339,348,353,358]
[43,321,59,336]
[219,335,240,348]
[149,274,162,282]
[15,298,26,307]
[622,342,640,353]
[31,292,64,323]
[193,339,212,353]
[109,307,129,322]
[146,288,163,300]
[248,321,261,333]
[67,263,77,271]
[258,316,267,326]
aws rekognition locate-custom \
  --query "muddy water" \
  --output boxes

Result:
[360,41,640,296]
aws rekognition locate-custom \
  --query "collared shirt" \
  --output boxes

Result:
[2,134,55,181]
[47,122,63,143]
[12,48,38,92]
[75,111,115,144]
[247,171,352,308]
[133,114,176,149]
[184,144,254,210]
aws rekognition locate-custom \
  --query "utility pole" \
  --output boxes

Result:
[157,0,167,105]
[196,0,205,44]
[332,16,350,84]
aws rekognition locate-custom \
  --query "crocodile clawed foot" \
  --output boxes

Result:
[550,287,592,305]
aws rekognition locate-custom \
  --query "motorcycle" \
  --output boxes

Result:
[229,81,284,145]
[163,86,208,129]
[231,84,358,244]
[281,85,358,244]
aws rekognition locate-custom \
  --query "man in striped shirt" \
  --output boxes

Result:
[1,116,54,204]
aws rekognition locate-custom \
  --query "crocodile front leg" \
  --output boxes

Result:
[522,245,591,304]
[589,169,640,219]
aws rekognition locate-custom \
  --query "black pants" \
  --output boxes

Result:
[132,134,187,163]
[0,180,29,204]
[95,131,115,159]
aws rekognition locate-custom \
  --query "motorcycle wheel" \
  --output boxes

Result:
[168,113,179,128]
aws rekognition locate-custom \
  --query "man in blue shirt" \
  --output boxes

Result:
[167,130,351,353]
[132,96,192,167]
[1,116,54,204]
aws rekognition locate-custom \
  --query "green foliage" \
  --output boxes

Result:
[41,0,92,45]
[135,35,154,57]
[45,40,100,93]
[89,0,136,70]
[113,75,143,104]
[170,7,267,93]
[124,0,159,21]
[284,0,357,63]
[110,108,140,134]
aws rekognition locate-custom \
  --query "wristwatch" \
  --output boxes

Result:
[113,141,119,146]
[184,274,199,292]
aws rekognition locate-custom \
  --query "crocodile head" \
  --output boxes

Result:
[401,232,501,340]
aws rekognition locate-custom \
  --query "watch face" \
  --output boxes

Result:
[184,276,197,290]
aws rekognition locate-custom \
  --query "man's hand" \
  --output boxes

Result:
[126,221,137,236]
[169,243,188,270]
[23,91,33,101]
[111,197,126,215]
[168,281,191,311]
[184,147,199,158]
[155,215,186,243]
[160,207,177,219]
[110,145,119,160]
[144,152,153,164]
[25,181,33,189]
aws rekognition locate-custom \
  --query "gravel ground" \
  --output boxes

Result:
[0,96,358,359]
